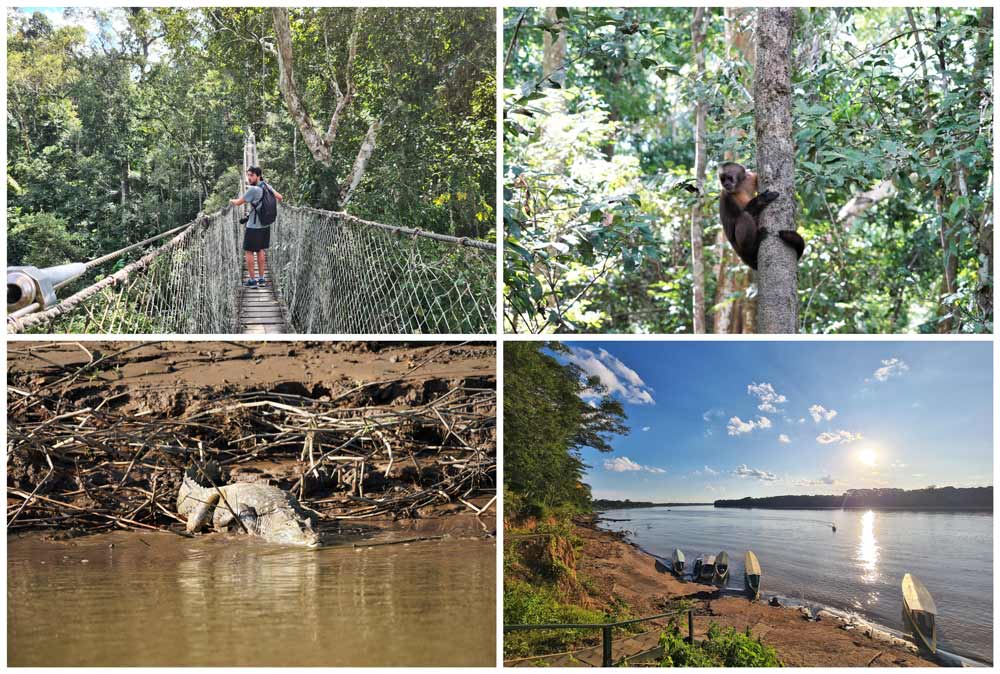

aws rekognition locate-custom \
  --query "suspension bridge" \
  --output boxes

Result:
[7,203,496,335]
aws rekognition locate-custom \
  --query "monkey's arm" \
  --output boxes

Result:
[743,190,779,217]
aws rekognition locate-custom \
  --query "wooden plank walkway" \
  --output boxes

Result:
[238,268,289,334]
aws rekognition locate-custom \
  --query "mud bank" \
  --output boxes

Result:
[7,341,496,540]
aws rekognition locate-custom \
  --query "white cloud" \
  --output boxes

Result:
[808,404,838,423]
[603,456,666,474]
[604,457,642,472]
[872,357,909,382]
[794,475,836,487]
[890,461,907,469]
[702,408,725,422]
[733,464,778,481]
[598,348,645,387]
[816,430,863,445]
[641,426,651,432]
[727,416,772,436]
[799,418,806,424]
[695,465,719,476]
[747,382,787,413]
[567,347,655,405]
[779,434,791,444]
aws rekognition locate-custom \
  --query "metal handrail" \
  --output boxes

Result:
[504,607,694,667]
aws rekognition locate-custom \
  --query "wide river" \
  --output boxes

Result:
[599,505,992,663]
[8,530,495,666]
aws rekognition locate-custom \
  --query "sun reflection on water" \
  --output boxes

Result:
[857,510,880,586]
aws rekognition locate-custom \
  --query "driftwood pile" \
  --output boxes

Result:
[8,380,496,536]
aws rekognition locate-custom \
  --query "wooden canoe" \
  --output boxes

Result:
[902,573,937,654]
[713,550,730,587]
[696,555,716,581]
[744,550,762,600]
[672,548,685,576]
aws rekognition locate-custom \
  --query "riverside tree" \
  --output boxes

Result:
[504,341,628,518]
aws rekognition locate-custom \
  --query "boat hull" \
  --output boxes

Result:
[712,551,729,587]
[902,573,937,654]
[744,551,762,600]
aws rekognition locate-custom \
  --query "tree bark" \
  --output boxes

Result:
[542,8,567,87]
[689,7,708,333]
[339,116,383,208]
[271,8,362,167]
[272,8,331,165]
[974,7,993,323]
[714,7,755,333]
[754,8,799,333]
[837,179,897,227]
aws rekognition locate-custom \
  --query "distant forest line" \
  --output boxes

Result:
[593,499,712,510]
[714,486,992,511]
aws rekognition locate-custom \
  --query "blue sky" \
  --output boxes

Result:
[552,341,993,502]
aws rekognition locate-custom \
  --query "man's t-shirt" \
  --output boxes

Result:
[242,185,264,228]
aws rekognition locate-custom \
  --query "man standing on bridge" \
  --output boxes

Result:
[230,166,283,287]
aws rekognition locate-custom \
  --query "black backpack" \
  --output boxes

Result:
[251,180,278,227]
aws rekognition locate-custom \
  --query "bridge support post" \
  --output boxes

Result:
[602,625,613,667]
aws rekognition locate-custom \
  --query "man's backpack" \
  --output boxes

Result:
[251,181,278,227]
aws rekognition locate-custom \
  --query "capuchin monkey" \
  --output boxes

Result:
[718,162,804,270]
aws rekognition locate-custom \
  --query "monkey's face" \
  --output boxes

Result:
[719,164,746,192]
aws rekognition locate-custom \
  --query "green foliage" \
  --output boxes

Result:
[659,622,783,667]
[504,342,628,518]
[7,7,495,272]
[7,208,83,268]
[503,7,993,333]
[503,580,608,658]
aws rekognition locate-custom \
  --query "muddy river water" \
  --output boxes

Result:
[8,530,495,666]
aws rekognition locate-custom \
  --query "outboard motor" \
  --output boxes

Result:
[7,263,87,313]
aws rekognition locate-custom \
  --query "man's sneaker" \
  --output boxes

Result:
[257,277,267,287]
[243,278,257,287]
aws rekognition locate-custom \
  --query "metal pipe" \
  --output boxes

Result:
[602,625,613,667]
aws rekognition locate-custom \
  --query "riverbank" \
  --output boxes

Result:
[8,341,496,541]
[513,515,937,667]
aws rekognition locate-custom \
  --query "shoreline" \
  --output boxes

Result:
[591,516,989,668]
[570,515,964,667]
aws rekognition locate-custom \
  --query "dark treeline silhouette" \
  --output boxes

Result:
[594,499,713,510]
[715,486,992,511]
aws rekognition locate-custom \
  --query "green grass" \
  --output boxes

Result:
[658,622,782,667]
[504,580,608,658]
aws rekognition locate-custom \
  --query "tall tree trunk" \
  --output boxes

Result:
[339,116,384,208]
[754,8,799,333]
[689,8,708,333]
[974,8,994,324]
[271,7,362,168]
[713,7,754,333]
[542,8,567,87]
[272,8,331,165]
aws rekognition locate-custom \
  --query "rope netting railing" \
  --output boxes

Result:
[267,205,496,334]
[8,209,244,335]
[8,204,497,335]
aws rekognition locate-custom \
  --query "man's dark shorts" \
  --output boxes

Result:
[243,226,271,252]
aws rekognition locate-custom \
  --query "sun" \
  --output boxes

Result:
[857,447,878,467]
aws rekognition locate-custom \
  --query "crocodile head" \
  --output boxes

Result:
[246,507,321,548]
